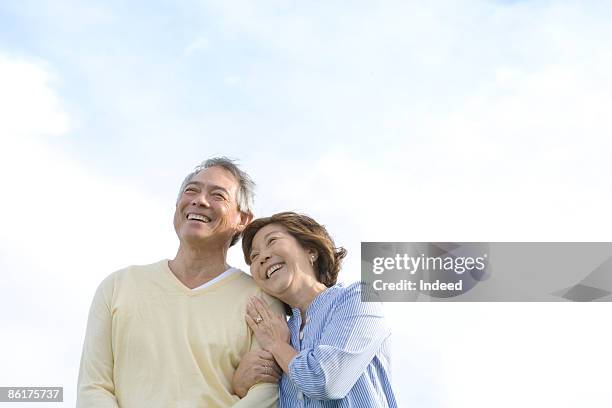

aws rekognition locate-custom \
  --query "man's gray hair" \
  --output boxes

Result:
[177,157,255,246]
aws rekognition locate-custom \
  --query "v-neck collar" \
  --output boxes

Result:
[161,259,242,295]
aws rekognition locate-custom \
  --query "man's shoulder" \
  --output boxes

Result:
[115,259,166,276]
[100,259,167,287]
[232,268,256,284]
[231,270,285,311]
[229,269,265,294]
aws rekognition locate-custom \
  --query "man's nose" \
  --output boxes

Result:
[191,193,210,207]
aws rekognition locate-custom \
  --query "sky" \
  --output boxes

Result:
[1,0,612,406]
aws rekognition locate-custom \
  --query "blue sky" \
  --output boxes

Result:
[2,1,612,407]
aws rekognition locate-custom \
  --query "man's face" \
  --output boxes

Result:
[173,166,247,247]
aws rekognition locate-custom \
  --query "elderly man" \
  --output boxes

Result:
[77,157,283,407]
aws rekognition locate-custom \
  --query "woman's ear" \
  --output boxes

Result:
[308,249,318,264]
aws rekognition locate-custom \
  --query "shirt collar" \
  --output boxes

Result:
[290,283,340,322]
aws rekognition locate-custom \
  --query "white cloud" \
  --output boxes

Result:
[386,302,612,408]
[223,3,612,406]
[224,75,241,86]
[2,1,612,407]
[183,36,210,56]
[0,55,69,139]
[0,54,176,405]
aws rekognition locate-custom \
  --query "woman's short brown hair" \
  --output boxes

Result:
[242,212,347,287]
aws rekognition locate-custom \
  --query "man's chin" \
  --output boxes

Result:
[179,231,233,248]
[180,232,212,244]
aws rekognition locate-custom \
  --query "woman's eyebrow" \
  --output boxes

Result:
[263,231,279,240]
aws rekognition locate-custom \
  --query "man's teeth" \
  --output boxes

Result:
[266,263,283,278]
[187,213,211,223]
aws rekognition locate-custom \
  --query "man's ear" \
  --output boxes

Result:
[236,212,254,232]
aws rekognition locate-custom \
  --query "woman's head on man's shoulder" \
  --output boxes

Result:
[242,212,347,295]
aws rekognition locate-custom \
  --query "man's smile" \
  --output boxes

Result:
[186,213,211,223]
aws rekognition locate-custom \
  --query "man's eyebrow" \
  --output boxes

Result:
[184,181,230,194]
[184,181,202,188]
[209,184,230,194]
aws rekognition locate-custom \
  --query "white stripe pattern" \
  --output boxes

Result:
[280,282,397,407]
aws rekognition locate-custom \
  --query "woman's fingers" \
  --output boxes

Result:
[245,301,264,325]
[245,301,257,317]
[250,296,273,320]
[247,297,263,319]
[245,314,259,332]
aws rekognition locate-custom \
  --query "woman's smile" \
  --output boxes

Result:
[266,263,285,279]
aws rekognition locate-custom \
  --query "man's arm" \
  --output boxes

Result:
[232,293,285,407]
[76,275,120,408]
[232,382,278,408]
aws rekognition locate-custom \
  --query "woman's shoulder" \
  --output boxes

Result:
[319,282,391,341]
[333,281,381,300]
[333,281,364,298]
[329,281,385,316]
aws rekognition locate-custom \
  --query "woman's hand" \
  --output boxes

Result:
[245,296,290,352]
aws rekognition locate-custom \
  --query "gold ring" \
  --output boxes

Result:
[255,316,263,324]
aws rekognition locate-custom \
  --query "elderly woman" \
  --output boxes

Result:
[236,212,397,407]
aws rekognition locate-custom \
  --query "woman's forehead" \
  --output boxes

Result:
[252,223,288,245]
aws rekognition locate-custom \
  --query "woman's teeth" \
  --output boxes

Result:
[266,263,284,279]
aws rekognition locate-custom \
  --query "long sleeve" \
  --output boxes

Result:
[232,383,278,408]
[288,284,390,400]
[233,292,284,407]
[76,274,120,408]
[77,263,284,407]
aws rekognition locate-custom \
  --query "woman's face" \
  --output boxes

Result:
[249,223,317,297]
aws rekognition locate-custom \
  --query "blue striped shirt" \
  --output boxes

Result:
[279,282,397,407]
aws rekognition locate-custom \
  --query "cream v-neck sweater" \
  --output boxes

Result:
[77,259,282,408]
